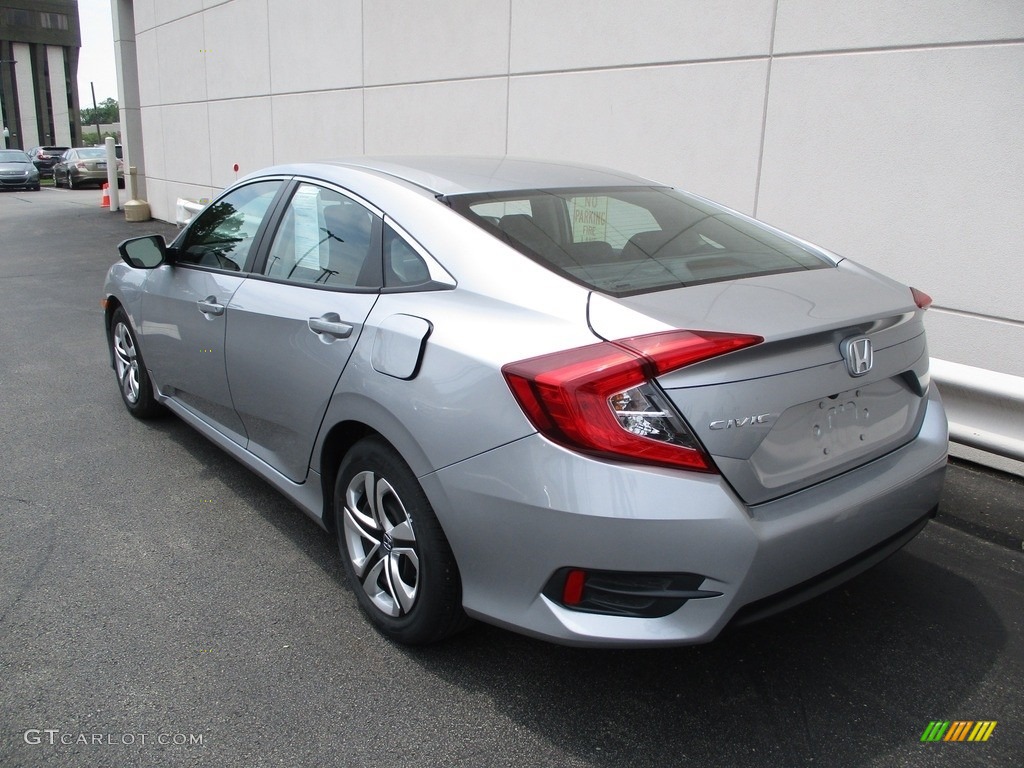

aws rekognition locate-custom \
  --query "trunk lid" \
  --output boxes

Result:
[588,262,931,504]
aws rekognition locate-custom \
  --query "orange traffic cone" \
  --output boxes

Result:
[100,182,110,208]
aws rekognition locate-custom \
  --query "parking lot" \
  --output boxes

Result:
[1,187,1021,767]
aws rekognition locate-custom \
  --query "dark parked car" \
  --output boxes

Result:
[0,149,41,190]
[25,145,70,177]
[53,147,124,189]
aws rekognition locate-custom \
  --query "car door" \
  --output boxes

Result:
[223,181,382,481]
[139,179,286,444]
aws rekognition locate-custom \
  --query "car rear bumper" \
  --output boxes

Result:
[70,169,124,184]
[425,386,947,647]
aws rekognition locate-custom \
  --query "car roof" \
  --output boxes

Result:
[263,156,660,196]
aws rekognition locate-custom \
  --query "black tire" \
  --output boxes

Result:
[335,437,468,645]
[110,307,162,419]
[68,173,75,190]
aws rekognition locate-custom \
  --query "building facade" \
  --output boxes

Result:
[112,1,1024,468]
[0,0,82,149]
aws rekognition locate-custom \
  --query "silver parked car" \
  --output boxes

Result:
[53,147,124,189]
[0,149,41,190]
[103,157,947,647]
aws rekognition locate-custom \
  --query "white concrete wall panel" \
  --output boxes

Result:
[508,62,768,212]
[271,90,363,164]
[208,97,274,187]
[757,44,1024,374]
[46,47,72,145]
[135,29,160,107]
[159,102,212,186]
[129,0,1024,388]
[143,176,169,222]
[139,106,165,178]
[363,0,510,85]
[268,0,363,93]
[12,43,38,148]
[510,0,774,72]
[926,310,1024,379]
[131,0,157,34]
[203,0,271,100]
[154,0,204,27]
[774,0,1024,54]
[156,15,207,105]
[363,79,508,155]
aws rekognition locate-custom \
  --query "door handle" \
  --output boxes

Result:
[308,314,353,339]
[197,296,225,316]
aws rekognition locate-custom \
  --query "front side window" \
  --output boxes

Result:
[176,180,282,271]
[449,187,831,296]
[263,183,378,288]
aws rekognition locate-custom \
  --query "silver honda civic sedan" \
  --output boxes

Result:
[102,157,947,647]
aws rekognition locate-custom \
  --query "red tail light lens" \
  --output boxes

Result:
[911,287,932,309]
[502,330,762,472]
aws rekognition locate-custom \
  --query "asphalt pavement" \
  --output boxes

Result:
[1,187,1021,768]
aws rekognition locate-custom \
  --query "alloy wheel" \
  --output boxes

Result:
[112,320,140,404]
[342,470,420,617]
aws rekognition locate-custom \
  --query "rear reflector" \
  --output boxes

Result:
[911,287,932,310]
[544,567,724,618]
[563,569,586,605]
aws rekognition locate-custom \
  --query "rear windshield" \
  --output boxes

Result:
[446,186,830,296]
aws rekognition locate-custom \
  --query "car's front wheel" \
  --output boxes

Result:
[336,437,468,645]
[110,307,161,418]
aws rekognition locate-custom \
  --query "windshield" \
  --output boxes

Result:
[447,186,831,296]
[0,151,31,163]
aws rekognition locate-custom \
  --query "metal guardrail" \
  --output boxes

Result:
[175,197,209,228]
[931,359,1024,462]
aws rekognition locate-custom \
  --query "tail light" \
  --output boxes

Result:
[502,330,762,472]
[911,287,932,309]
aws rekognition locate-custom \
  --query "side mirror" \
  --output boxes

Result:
[118,234,168,269]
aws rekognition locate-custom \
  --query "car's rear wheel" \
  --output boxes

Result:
[335,437,468,645]
[68,173,76,190]
[110,307,161,418]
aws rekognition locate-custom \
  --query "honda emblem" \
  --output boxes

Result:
[841,336,873,377]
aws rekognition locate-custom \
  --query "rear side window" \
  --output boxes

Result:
[448,187,830,296]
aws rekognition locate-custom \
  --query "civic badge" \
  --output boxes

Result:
[841,336,873,377]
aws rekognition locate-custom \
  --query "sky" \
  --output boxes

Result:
[77,0,118,105]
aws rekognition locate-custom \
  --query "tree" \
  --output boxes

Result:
[81,98,119,125]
